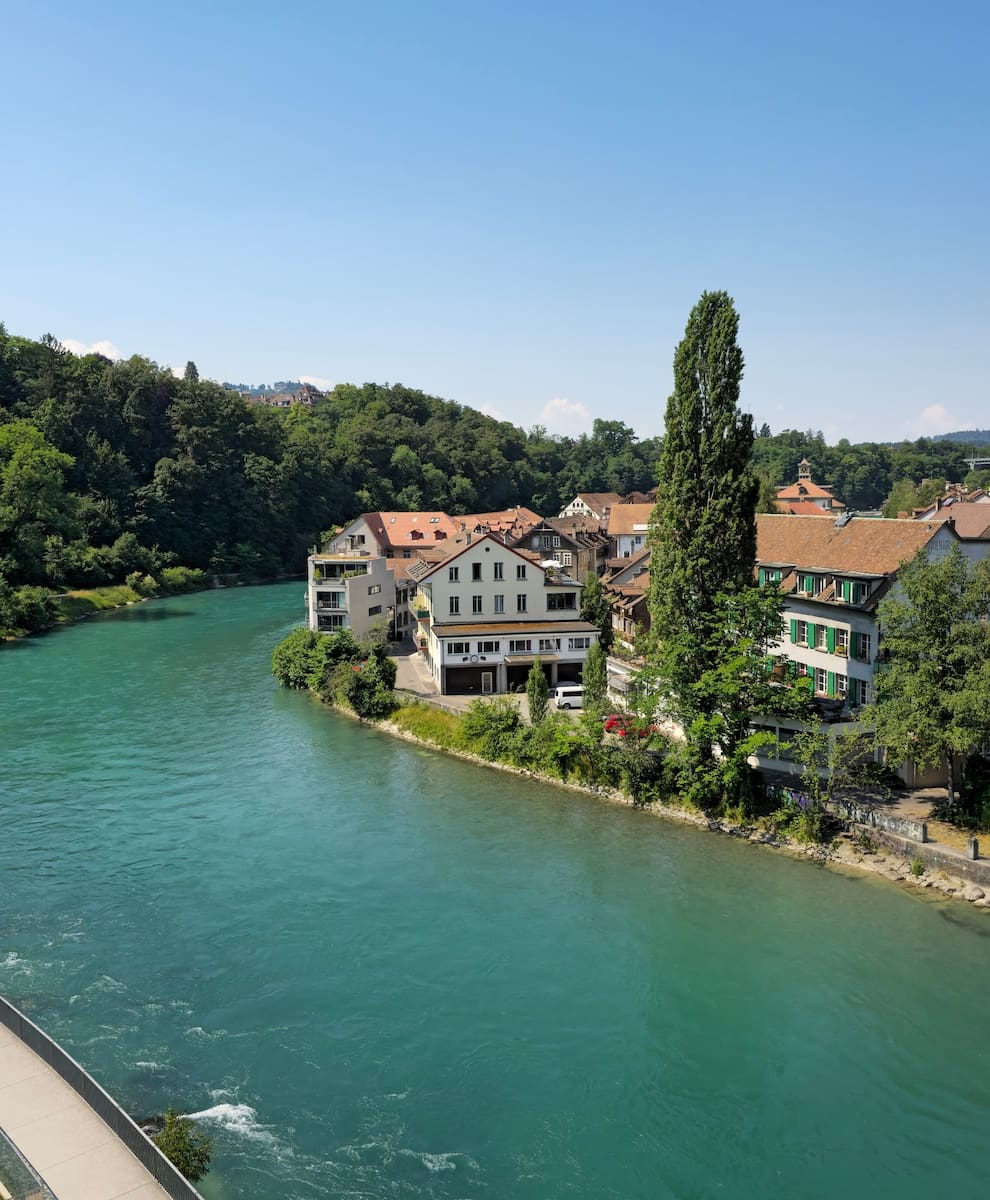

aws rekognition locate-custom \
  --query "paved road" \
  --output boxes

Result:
[0,1024,177,1200]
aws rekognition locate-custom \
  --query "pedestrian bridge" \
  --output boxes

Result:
[0,996,203,1200]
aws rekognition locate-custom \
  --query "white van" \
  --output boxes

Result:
[552,684,585,710]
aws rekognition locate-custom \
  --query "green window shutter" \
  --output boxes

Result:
[803,575,812,592]
[786,660,797,680]
[851,631,860,658]
[790,618,798,644]
[827,671,836,697]
[807,623,815,647]
[844,581,852,602]
[758,568,766,585]
[826,626,836,653]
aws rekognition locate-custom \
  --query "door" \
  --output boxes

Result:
[481,671,494,694]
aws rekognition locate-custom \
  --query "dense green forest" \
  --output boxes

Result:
[2,324,988,635]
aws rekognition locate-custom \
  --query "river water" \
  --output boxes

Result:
[2,583,989,1199]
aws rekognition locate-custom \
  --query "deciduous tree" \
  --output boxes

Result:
[870,543,990,804]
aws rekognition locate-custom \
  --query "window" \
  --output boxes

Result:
[368,605,382,616]
[836,628,849,656]
[553,535,561,547]
[759,567,783,585]
[517,594,527,613]
[561,551,572,566]
[494,594,505,614]
[472,562,482,581]
[319,613,346,630]
[854,632,872,661]
[568,636,591,650]
[854,678,871,706]
[449,566,459,582]
[800,574,816,595]
[815,667,828,695]
[449,596,460,615]
[494,562,504,581]
[814,625,828,650]
[472,595,483,614]
[793,619,808,646]
[547,592,577,610]
[539,638,560,653]
[835,673,848,698]
[516,564,527,580]
[368,583,381,595]
[448,641,469,655]
[402,549,411,559]
[509,639,532,652]
[478,640,499,653]
[316,591,343,610]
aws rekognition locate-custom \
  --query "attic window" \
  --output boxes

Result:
[410,530,424,540]
[435,531,447,540]
[430,517,440,523]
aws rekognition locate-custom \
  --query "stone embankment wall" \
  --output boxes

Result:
[830,799,928,843]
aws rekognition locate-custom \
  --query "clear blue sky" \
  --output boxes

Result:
[3,1,988,443]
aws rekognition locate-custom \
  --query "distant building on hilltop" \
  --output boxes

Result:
[774,458,845,515]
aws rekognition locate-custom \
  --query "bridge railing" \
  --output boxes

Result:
[0,995,205,1200]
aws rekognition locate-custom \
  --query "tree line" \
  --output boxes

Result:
[3,320,989,638]
[0,325,662,633]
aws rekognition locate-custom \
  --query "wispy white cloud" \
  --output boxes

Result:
[908,403,956,437]
[300,374,333,391]
[541,396,592,436]
[480,404,503,420]
[63,338,121,360]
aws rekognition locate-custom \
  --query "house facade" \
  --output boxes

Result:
[510,517,610,582]
[607,503,654,559]
[559,492,621,521]
[757,513,959,710]
[408,531,599,695]
[307,550,395,638]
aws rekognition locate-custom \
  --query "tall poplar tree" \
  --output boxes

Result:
[647,291,798,811]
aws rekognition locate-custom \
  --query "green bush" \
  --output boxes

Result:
[158,566,208,594]
[458,697,522,760]
[910,856,926,877]
[153,1108,212,1182]
[0,583,60,635]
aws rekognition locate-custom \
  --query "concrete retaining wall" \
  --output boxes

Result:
[831,799,928,843]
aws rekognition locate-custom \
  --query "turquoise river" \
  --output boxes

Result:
[2,583,989,1199]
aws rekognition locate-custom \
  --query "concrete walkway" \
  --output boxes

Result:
[0,1024,175,1200]
[388,640,532,719]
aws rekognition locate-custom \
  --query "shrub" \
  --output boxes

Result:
[158,566,208,594]
[0,585,59,634]
[910,856,925,877]
[458,697,521,760]
[153,1108,212,1182]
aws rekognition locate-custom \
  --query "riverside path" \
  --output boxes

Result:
[0,1011,198,1200]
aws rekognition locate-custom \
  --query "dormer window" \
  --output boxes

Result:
[839,579,870,604]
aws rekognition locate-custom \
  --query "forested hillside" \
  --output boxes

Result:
[3,325,988,637]
[0,328,660,630]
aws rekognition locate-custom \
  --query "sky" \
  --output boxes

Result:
[2,0,988,444]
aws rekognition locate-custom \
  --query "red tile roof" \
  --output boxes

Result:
[756,514,949,575]
[607,503,655,536]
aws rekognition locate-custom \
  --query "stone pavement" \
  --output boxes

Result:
[0,1023,178,1200]
[388,639,532,719]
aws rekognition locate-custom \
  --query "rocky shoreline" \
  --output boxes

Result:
[371,712,990,911]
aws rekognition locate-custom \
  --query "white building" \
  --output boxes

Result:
[607,503,654,559]
[407,531,600,695]
[306,551,395,639]
[757,513,961,710]
[558,492,621,521]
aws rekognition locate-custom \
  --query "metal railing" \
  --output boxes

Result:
[0,995,205,1200]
